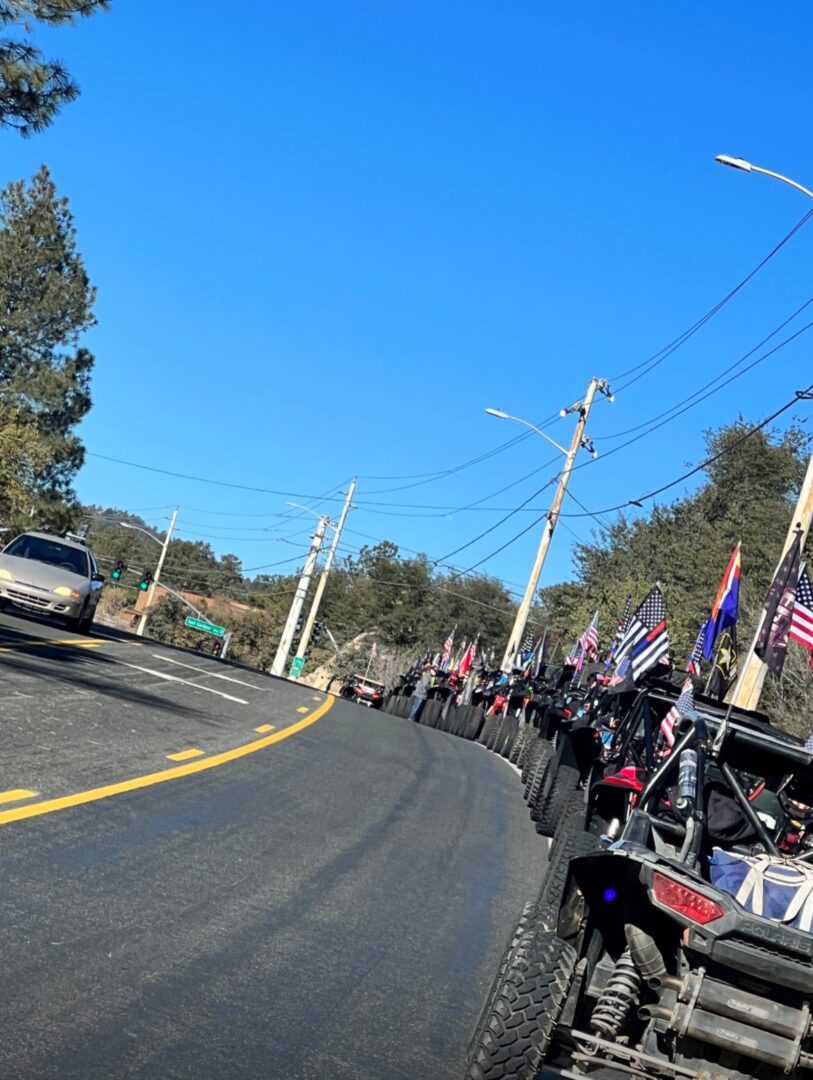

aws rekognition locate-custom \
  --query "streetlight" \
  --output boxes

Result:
[118,521,163,545]
[485,408,599,459]
[117,511,178,637]
[486,380,611,670]
[484,408,569,455]
[715,155,813,201]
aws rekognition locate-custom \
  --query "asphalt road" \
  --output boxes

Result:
[0,608,548,1079]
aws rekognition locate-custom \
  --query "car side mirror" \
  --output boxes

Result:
[92,572,105,583]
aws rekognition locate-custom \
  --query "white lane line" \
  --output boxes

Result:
[151,654,274,691]
[107,658,248,705]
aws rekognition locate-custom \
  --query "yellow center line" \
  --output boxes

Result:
[167,748,204,762]
[254,724,274,733]
[0,789,39,805]
[0,696,335,828]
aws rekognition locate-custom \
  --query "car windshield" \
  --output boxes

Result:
[4,535,89,578]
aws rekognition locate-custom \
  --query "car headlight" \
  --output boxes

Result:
[0,568,11,580]
[54,586,82,600]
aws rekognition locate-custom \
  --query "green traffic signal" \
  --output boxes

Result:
[111,558,126,582]
[139,569,153,591]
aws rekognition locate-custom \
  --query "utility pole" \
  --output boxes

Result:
[500,378,603,671]
[271,515,328,677]
[730,450,813,711]
[136,507,178,638]
[291,479,356,677]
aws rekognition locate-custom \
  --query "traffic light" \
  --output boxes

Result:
[312,620,323,645]
[139,568,153,592]
[295,611,304,635]
[212,640,222,658]
[111,558,127,583]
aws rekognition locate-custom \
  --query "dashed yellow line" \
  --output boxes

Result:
[167,748,204,762]
[312,696,322,702]
[0,789,38,805]
[254,724,274,733]
[0,696,335,827]
[297,706,309,714]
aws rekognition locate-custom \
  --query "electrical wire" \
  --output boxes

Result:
[609,206,813,387]
[595,295,813,441]
[558,383,813,519]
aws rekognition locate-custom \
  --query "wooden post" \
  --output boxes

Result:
[730,453,813,712]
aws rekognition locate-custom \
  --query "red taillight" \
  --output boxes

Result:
[652,872,724,925]
[562,708,573,719]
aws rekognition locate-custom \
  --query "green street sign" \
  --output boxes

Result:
[289,655,304,678]
[185,615,226,638]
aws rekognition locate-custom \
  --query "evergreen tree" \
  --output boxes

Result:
[0,166,96,526]
[0,1,109,135]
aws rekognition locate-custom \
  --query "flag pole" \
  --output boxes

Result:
[732,452,813,710]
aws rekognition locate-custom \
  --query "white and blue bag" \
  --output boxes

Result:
[709,848,813,932]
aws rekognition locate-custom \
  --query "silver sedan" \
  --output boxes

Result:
[0,531,104,633]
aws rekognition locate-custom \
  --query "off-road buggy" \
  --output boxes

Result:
[466,700,813,1080]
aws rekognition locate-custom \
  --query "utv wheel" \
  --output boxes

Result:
[527,744,555,813]
[486,716,504,751]
[536,764,580,837]
[465,929,576,1080]
[523,742,548,800]
[537,812,600,925]
[521,739,543,785]
[496,715,519,759]
[509,725,530,765]
[478,714,498,747]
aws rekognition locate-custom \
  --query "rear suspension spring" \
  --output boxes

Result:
[591,948,642,1038]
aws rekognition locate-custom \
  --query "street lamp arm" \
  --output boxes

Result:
[119,521,163,546]
[715,155,813,201]
[484,409,569,455]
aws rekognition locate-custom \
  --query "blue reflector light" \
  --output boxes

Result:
[603,887,618,903]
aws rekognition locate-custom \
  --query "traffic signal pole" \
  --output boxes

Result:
[291,479,356,677]
[500,378,602,671]
[136,507,178,638]
[270,515,328,677]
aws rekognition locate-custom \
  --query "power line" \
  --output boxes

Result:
[595,295,813,442]
[609,206,813,387]
[558,383,813,519]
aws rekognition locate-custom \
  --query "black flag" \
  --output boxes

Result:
[755,529,802,679]
[706,624,739,701]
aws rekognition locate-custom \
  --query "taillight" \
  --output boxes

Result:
[562,708,573,719]
[652,872,724,925]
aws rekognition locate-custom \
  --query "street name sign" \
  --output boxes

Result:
[289,655,304,678]
[185,616,226,638]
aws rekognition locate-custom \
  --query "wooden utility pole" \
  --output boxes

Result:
[730,452,813,711]
[500,378,603,672]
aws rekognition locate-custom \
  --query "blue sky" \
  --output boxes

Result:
[5,2,813,597]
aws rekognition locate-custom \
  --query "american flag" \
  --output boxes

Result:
[579,611,600,660]
[440,628,455,671]
[791,566,813,667]
[686,624,706,675]
[660,676,695,748]
[605,596,632,668]
[615,585,670,682]
[520,629,535,662]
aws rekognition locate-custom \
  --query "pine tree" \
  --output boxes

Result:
[0,1,109,135]
[0,165,96,524]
